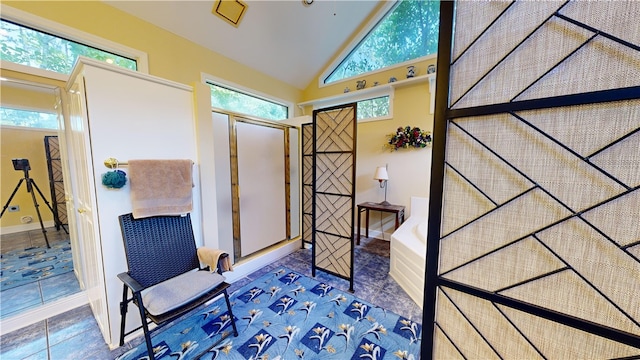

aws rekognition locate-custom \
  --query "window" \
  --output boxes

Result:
[357,96,390,121]
[208,82,288,121]
[1,107,58,130]
[324,0,440,84]
[1,19,137,74]
[298,83,395,123]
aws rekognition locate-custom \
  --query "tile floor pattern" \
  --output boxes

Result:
[0,237,423,359]
[1,228,82,319]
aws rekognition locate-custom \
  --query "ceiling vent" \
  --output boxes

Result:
[212,0,248,28]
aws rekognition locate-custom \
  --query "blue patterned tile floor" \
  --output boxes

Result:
[1,229,81,320]
[0,237,423,359]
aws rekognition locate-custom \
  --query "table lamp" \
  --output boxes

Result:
[373,165,390,206]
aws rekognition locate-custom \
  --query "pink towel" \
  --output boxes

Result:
[129,159,193,219]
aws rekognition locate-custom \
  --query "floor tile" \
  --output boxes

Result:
[1,228,80,319]
[40,271,81,303]
[21,349,49,360]
[0,320,47,359]
[46,305,95,346]
[0,236,423,358]
[0,282,42,318]
[48,322,109,360]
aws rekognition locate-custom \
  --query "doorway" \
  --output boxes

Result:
[211,111,300,263]
[0,77,85,328]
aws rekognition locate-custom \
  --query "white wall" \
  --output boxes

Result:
[69,60,200,348]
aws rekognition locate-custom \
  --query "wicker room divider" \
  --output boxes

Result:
[424,1,640,358]
[301,123,313,248]
[312,104,357,292]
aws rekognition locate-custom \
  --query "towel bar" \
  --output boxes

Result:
[104,157,194,169]
[104,157,127,169]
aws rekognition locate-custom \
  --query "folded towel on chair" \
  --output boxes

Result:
[197,247,233,273]
[129,159,193,219]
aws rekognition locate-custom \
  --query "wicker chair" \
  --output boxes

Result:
[117,213,237,360]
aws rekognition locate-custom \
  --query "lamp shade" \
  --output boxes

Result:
[373,166,389,181]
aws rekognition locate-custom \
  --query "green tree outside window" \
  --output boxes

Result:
[1,108,59,130]
[209,83,288,121]
[325,0,439,84]
[1,20,137,74]
[357,96,390,120]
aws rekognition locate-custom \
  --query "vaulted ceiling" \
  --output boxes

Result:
[105,1,383,89]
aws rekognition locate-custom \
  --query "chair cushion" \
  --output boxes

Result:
[142,270,225,316]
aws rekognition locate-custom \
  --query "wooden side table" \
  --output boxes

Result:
[356,202,405,245]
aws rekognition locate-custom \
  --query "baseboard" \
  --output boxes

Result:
[1,221,56,235]
[0,291,89,335]
[223,238,302,283]
[358,228,392,241]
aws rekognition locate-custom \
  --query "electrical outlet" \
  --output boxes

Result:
[8,205,20,212]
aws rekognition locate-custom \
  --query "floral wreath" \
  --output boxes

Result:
[387,126,432,150]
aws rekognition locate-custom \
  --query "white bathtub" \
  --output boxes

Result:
[390,196,428,308]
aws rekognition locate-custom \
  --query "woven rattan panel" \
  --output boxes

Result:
[435,288,640,359]
[450,1,640,109]
[450,1,563,107]
[312,105,356,289]
[44,136,68,226]
[302,123,313,246]
[434,1,640,357]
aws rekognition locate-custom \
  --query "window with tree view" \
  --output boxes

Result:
[324,0,439,84]
[1,108,58,130]
[357,96,390,120]
[208,83,288,121]
[0,19,137,74]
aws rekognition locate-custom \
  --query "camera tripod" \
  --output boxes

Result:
[1,167,68,249]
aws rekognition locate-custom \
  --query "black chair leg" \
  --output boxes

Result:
[119,286,129,346]
[134,292,156,360]
[223,290,238,337]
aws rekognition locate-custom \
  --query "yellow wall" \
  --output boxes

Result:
[3,1,302,107]
[1,79,60,228]
[3,0,436,235]
[1,84,57,112]
[302,58,437,232]
[296,1,437,228]
[1,0,302,232]
[0,127,58,228]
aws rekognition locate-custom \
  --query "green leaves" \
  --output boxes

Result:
[1,19,136,74]
[325,0,440,84]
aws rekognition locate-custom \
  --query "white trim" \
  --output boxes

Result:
[0,76,58,91]
[300,84,392,110]
[67,57,191,93]
[201,72,294,119]
[297,85,393,122]
[299,73,436,117]
[222,239,301,284]
[0,4,149,75]
[0,220,56,234]
[0,61,68,82]
[1,103,58,116]
[323,53,437,89]
[0,291,89,335]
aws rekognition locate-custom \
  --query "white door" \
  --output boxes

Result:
[67,79,110,342]
[236,120,287,257]
[55,90,85,288]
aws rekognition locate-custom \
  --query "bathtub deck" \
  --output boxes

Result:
[389,197,428,308]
